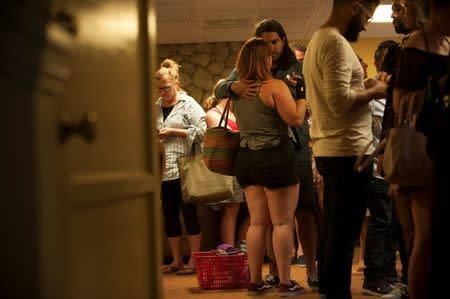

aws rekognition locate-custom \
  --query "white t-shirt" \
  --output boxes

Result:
[303,27,373,157]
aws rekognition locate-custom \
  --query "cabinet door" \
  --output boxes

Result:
[54,0,162,298]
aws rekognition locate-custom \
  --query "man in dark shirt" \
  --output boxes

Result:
[379,0,412,143]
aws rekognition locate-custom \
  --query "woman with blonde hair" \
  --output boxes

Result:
[156,59,206,275]
[233,37,307,297]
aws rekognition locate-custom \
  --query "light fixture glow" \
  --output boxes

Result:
[77,3,138,47]
[371,5,393,23]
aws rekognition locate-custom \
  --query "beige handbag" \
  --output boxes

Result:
[382,92,432,186]
[355,92,432,187]
[177,146,234,204]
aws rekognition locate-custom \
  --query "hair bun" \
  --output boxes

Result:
[160,59,180,71]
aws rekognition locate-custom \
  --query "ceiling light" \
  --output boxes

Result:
[204,18,252,28]
[371,5,392,23]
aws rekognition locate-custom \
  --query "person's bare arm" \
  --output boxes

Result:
[158,128,188,139]
[350,80,388,111]
[273,80,307,127]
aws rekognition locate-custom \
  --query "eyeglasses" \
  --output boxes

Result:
[356,2,373,23]
[157,84,174,93]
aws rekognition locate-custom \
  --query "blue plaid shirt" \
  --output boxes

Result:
[156,91,206,181]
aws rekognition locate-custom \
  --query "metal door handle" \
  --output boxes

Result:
[59,112,97,143]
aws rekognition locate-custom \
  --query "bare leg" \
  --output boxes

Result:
[187,233,202,268]
[167,236,184,268]
[265,223,278,276]
[294,217,303,258]
[221,203,240,246]
[245,185,271,284]
[357,215,369,271]
[266,184,299,285]
[408,190,432,299]
[296,209,319,276]
[395,193,414,256]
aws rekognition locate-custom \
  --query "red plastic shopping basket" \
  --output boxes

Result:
[192,251,250,289]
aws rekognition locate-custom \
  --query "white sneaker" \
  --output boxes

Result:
[382,283,408,299]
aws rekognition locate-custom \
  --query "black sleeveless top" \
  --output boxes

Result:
[394,47,448,137]
[394,48,447,91]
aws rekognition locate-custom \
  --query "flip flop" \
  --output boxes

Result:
[176,267,196,275]
[162,264,182,274]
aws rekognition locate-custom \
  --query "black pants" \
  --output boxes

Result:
[161,179,201,238]
[294,146,317,210]
[316,156,371,299]
[363,177,397,281]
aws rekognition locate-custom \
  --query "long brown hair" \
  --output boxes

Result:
[236,37,272,82]
[254,19,297,68]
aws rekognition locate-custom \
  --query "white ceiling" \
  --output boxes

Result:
[54,0,400,44]
[155,0,399,44]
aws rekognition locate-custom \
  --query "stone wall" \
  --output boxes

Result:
[157,41,244,105]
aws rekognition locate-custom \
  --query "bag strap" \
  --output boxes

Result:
[192,142,202,155]
[218,98,232,128]
[397,92,416,126]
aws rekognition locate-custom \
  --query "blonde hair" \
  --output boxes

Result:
[236,37,272,82]
[155,59,180,83]
[203,79,226,111]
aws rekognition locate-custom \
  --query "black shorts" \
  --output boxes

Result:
[293,145,317,211]
[235,138,298,189]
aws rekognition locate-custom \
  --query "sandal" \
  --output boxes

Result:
[176,267,196,275]
[162,264,183,274]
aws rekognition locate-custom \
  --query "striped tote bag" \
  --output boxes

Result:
[203,99,240,176]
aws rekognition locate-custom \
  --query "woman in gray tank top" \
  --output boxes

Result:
[233,37,308,295]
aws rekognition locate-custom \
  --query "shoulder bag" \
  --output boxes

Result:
[355,92,432,186]
[203,99,240,176]
[177,143,234,204]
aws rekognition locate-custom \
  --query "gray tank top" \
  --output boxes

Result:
[234,95,288,150]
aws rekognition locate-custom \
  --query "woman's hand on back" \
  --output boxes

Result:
[231,80,262,99]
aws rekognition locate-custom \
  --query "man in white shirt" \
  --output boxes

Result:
[303,1,387,298]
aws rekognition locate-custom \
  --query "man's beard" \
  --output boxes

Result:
[393,18,409,34]
[343,15,363,42]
